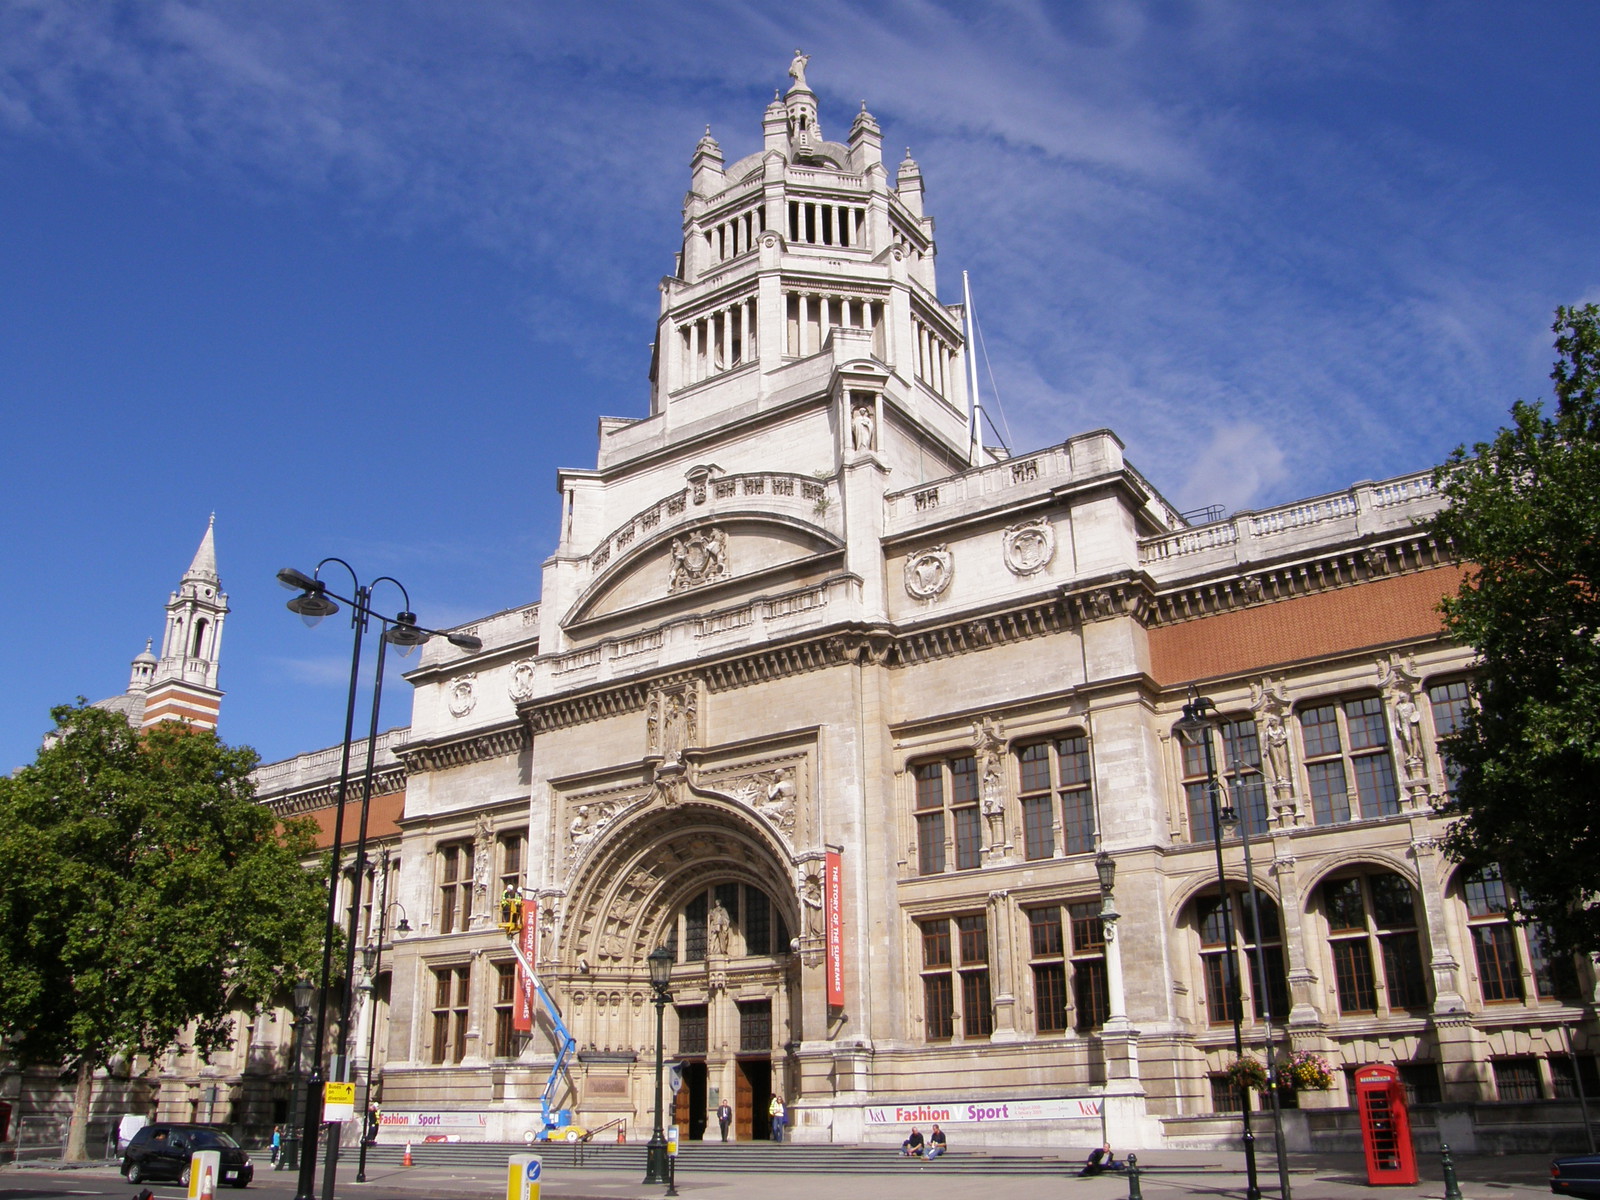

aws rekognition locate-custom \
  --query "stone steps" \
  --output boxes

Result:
[363,1140,1074,1175]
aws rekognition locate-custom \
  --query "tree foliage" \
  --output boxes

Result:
[0,703,326,1153]
[1432,304,1600,955]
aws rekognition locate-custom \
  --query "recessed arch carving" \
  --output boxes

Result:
[558,799,800,974]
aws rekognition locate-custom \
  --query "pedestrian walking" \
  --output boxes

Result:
[269,1125,282,1165]
[717,1099,732,1142]
[769,1095,785,1143]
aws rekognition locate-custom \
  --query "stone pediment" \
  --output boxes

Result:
[563,513,843,633]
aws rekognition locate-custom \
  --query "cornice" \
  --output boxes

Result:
[393,721,529,774]
[1144,534,1453,627]
[263,766,409,820]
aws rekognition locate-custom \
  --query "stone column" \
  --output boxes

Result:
[987,890,1019,1041]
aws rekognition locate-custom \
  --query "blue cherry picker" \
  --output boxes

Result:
[500,888,579,1141]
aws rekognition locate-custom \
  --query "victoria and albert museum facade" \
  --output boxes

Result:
[63,60,1593,1155]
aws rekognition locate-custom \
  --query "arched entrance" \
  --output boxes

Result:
[555,800,802,1141]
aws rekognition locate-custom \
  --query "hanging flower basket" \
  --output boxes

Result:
[1276,1050,1336,1091]
[1225,1055,1271,1093]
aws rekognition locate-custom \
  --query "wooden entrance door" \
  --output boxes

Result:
[734,1060,752,1140]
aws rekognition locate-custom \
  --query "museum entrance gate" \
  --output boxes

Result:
[737,1057,772,1141]
[672,1060,707,1140]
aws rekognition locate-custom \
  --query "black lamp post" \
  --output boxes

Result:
[1218,754,1294,1200]
[643,946,674,1185]
[277,562,480,1200]
[355,901,409,1183]
[1174,693,1261,1200]
[280,978,316,1172]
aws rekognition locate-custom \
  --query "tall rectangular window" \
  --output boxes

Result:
[494,962,518,1059]
[677,1005,708,1056]
[499,833,525,897]
[737,1000,771,1052]
[1429,680,1472,794]
[1300,698,1400,823]
[1029,906,1068,1034]
[920,915,991,1041]
[430,965,471,1064]
[1068,901,1109,1031]
[437,843,472,935]
[1017,734,1096,860]
[1181,717,1263,842]
[913,755,980,873]
[683,893,709,962]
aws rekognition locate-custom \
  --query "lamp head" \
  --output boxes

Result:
[394,914,412,935]
[1219,804,1240,835]
[383,612,432,655]
[1172,689,1218,740]
[276,567,319,592]
[648,945,674,990]
[447,632,484,652]
[1094,849,1117,895]
[292,978,315,1013]
[285,588,339,627]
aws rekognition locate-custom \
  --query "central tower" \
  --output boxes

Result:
[644,56,972,461]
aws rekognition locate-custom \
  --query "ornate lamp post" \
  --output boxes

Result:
[280,978,316,1171]
[355,902,409,1183]
[643,946,674,1185]
[1174,693,1261,1200]
[1217,733,1293,1200]
[277,563,480,1200]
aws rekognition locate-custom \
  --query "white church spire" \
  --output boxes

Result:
[141,516,228,731]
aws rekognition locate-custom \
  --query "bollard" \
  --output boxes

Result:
[1440,1143,1463,1200]
[1127,1152,1143,1200]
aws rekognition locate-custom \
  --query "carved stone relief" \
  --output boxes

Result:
[471,813,494,914]
[1378,652,1429,796]
[851,403,877,452]
[1002,517,1054,576]
[904,545,953,600]
[447,672,477,718]
[1249,676,1297,822]
[645,679,702,766]
[508,659,536,703]
[669,528,728,592]
[972,716,1008,852]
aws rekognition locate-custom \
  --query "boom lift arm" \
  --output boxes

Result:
[501,893,577,1139]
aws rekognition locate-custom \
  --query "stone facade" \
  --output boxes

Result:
[360,62,1598,1151]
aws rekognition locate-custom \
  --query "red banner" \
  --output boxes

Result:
[514,899,537,1032]
[825,851,844,1007]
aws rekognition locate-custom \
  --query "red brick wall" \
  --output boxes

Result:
[1149,565,1465,685]
[302,789,405,849]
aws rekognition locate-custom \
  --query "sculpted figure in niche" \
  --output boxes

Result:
[1392,692,1423,763]
[851,404,876,451]
[1262,713,1291,788]
[972,716,1007,848]
[569,806,596,856]
[800,870,824,937]
[708,898,732,956]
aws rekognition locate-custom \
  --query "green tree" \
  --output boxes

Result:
[0,703,326,1159]
[1432,303,1600,955]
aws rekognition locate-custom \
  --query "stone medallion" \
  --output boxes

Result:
[904,545,953,599]
[1002,517,1055,576]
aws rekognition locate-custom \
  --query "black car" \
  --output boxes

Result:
[1551,1154,1600,1198]
[121,1123,253,1189]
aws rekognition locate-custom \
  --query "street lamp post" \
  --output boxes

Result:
[280,979,316,1172]
[355,902,409,1183]
[1218,727,1293,1200]
[276,562,480,1200]
[1174,694,1261,1200]
[643,946,674,1185]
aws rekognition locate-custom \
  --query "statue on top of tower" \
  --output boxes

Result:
[788,49,810,92]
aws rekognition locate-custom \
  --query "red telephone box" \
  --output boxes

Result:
[1354,1063,1418,1185]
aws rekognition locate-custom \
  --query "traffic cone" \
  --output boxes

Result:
[402,1140,413,1167]
[199,1164,216,1199]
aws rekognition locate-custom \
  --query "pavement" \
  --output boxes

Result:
[0,1147,1567,1200]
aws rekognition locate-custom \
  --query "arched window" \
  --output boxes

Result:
[665,883,788,963]
[1193,887,1289,1025]
[1320,871,1429,1014]
[1460,866,1579,1004]
[192,617,209,658]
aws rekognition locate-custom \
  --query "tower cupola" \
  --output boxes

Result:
[848,102,882,172]
[784,49,823,161]
[690,126,725,195]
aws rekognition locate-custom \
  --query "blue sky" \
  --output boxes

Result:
[3,1,1596,773]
